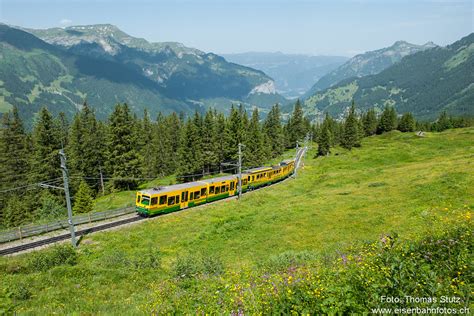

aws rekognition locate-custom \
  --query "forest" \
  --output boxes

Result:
[0,100,471,229]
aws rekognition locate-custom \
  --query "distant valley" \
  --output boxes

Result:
[222,52,348,99]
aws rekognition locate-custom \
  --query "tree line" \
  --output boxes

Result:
[313,102,472,156]
[0,101,311,228]
[1,100,471,228]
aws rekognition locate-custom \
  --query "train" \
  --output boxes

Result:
[135,159,296,216]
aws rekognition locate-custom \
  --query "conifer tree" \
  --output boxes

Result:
[2,195,27,228]
[177,113,204,181]
[202,110,218,174]
[317,125,331,157]
[141,109,155,177]
[73,181,94,214]
[288,99,306,147]
[363,108,378,136]
[215,112,231,171]
[434,111,452,132]
[30,107,62,183]
[377,106,397,134]
[167,112,182,173]
[67,102,104,192]
[244,108,264,167]
[263,104,284,157]
[398,112,416,132]
[0,107,30,225]
[228,105,245,160]
[151,113,172,176]
[341,102,361,150]
[107,103,142,190]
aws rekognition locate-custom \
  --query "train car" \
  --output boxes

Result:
[245,166,273,189]
[136,181,208,216]
[136,158,297,216]
[201,175,238,202]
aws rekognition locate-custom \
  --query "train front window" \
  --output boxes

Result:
[141,195,150,205]
[136,195,141,203]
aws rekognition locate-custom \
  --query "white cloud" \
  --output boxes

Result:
[59,19,72,27]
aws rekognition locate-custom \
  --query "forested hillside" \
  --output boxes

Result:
[0,24,286,126]
[0,101,312,228]
[305,40,437,96]
[303,33,474,121]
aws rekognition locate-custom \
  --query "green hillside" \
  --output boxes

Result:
[1,127,473,313]
[0,24,286,125]
[305,40,436,96]
[303,33,474,121]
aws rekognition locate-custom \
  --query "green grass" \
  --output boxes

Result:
[1,128,473,314]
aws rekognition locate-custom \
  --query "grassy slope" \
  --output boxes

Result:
[1,128,473,314]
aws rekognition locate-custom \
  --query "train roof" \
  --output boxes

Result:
[200,174,237,184]
[245,166,273,174]
[139,181,205,196]
[281,159,295,165]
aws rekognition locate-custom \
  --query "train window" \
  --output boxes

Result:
[176,195,180,204]
[159,195,167,205]
[190,192,194,200]
[201,188,207,196]
[194,191,200,199]
[215,186,220,194]
[209,186,215,194]
[151,197,158,205]
[243,179,247,185]
[136,195,141,203]
[226,185,229,192]
[230,182,235,190]
[168,196,175,205]
[221,185,226,192]
[252,176,254,181]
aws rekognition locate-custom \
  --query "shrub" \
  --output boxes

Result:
[27,244,77,272]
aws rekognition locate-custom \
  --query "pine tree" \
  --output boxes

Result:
[202,110,218,174]
[30,107,62,183]
[177,112,204,181]
[434,111,453,132]
[73,181,94,214]
[377,106,397,134]
[2,195,28,228]
[0,107,31,225]
[215,112,231,172]
[263,104,284,157]
[363,108,378,136]
[341,102,361,150]
[67,102,104,192]
[398,112,416,132]
[317,125,331,157]
[288,99,306,147]
[244,108,264,167]
[107,103,142,190]
[141,109,155,177]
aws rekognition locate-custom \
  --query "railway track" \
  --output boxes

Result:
[1,147,307,256]
[0,216,144,256]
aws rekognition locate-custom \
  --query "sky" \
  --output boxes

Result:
[0,0,472,57]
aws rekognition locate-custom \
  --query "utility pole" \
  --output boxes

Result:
[99,166,105,196]
[238,143,243,199]
[59,149,77,248]
[294,141,299,178]
[221,143,245,200]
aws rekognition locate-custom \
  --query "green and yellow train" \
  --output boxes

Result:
[135,159,295,216]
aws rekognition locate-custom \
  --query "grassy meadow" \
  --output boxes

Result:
[1,128,473,314]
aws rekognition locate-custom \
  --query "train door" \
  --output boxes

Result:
[181,191,189,209]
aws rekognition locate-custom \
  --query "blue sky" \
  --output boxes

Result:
[0,0,472,56]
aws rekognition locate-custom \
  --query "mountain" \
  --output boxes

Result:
[0,24,286,125]
[302,33,474,121]
[305,40,437,96]
[222,52,348,99]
